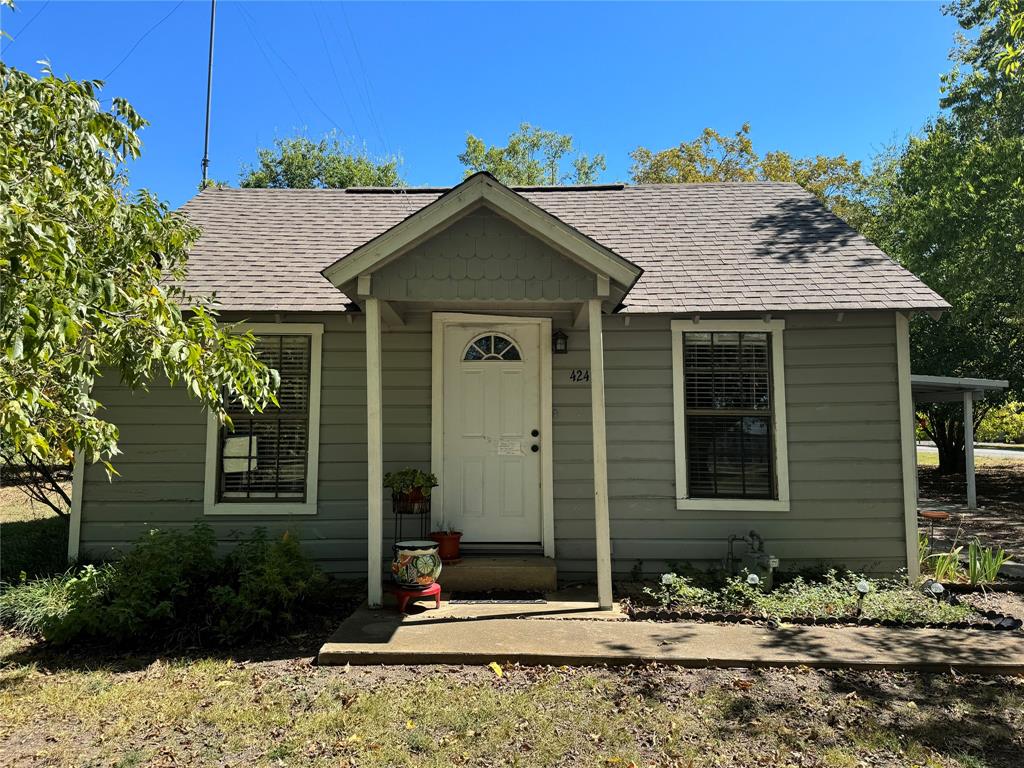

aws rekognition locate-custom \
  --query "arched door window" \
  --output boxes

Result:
[463,333,522,361]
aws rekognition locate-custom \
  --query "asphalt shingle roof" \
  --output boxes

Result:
[179,182,948,314]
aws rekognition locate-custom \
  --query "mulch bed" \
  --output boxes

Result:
[624,601,1024,631]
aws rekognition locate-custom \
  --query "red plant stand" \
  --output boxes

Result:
[390,582,442,613]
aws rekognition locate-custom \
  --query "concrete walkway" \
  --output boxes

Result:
[319,604,1024,674]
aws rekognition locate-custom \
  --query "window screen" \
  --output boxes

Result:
[218,335,311,502]
[683,331,774,499]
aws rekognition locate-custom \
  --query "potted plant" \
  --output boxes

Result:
[384,468,438,515]
[430,521,463,563]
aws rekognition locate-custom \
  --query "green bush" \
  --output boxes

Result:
[976,401,1024,443]
[0,565,110,644]
[0,524,328,647]
[209,530,327,645]
[644,570,972,624]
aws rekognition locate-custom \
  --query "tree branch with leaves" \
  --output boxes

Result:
[458,123,605,186]
[1,62,279,502]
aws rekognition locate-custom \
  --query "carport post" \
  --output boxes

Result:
[964,390,976,510]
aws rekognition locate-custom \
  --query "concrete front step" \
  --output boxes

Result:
[437,555,557,592]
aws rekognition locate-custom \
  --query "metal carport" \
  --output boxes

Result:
[911,375,1010,509]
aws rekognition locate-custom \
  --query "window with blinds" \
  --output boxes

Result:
[683,331,774,499]
[218,335,311,502]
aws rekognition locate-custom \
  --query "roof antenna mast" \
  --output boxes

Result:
[200,0,217,187]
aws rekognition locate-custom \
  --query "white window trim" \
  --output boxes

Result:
[670,319,790,512]
[204,322,323,516]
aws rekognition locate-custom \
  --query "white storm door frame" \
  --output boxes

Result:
[431,312,554,558]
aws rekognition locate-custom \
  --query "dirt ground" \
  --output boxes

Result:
[919,461,1024,561]
[2,630,1023,768]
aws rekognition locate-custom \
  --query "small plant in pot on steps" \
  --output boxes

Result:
[430,521,463,563]
[384,468,438,514]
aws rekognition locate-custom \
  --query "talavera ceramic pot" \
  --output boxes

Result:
[391,540,442,590]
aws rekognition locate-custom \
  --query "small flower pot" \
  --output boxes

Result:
[429,531,463,563]
[391,540,442,590]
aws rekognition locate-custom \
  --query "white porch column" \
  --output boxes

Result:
[588,298,613,609]
[964,390,977,510]
[365,297,384,607]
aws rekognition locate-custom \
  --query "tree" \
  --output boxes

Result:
[995,0,1024,76]
[239,133,400,189]
[1,62,279,511]
[865,0,1024,474]
[630,124,871,228]
[458,123,606,186]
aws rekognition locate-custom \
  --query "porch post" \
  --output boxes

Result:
[964,390,977,510]
[895,313,921,582]
[588,298,613,609]
[366,297,384,608]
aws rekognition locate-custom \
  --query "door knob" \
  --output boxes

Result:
[531,429,540,437]
[531,444,539,453]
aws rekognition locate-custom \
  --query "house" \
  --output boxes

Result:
[68,172,948,609]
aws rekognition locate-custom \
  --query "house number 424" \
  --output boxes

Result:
[568,369,591,383]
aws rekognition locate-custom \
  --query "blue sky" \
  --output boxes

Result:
[2,1,960,208]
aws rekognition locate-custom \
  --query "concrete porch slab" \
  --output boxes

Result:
[372,584,625,623]
[319,607,1024,673]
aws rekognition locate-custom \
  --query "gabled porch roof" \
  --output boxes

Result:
[320,172,643,310]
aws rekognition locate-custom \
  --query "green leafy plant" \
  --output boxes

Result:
[644,573,716,609]
[0,61,277,481]
[0,524,327,647]
[644,569,972,624]
[977,401,1024,443]
[929,545,965,583]
[209,530,328,644]
[383,468,438,497]
[918,531,932,573]
[0,564,111,644]
[967,538,1008,585]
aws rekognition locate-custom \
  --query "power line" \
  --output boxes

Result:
[103,1,185,81]
[234,3,305,126]
[237,3,345,134]
[337,2,389,155]
[2,0,51,57]
[309,1,360,139]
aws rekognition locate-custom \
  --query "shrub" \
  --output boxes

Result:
[209,530,328,644]
[99,525,221,643]
[0,524,328,647]
[976,401,1024,443]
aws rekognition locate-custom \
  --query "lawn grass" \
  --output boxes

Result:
[1,632,1022,767]
[0,487,69,582]
[915,450,1023,468]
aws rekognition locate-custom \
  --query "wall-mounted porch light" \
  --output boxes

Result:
[552,329,569,355]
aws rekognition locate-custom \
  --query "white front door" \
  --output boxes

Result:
[442,320,542,543]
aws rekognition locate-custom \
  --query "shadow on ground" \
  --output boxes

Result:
[0,515,69,582]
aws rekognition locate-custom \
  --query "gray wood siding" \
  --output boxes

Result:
[79,310,908,577]
[371,208,597,302]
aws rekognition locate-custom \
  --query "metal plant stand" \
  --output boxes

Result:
[392,493,430,543]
